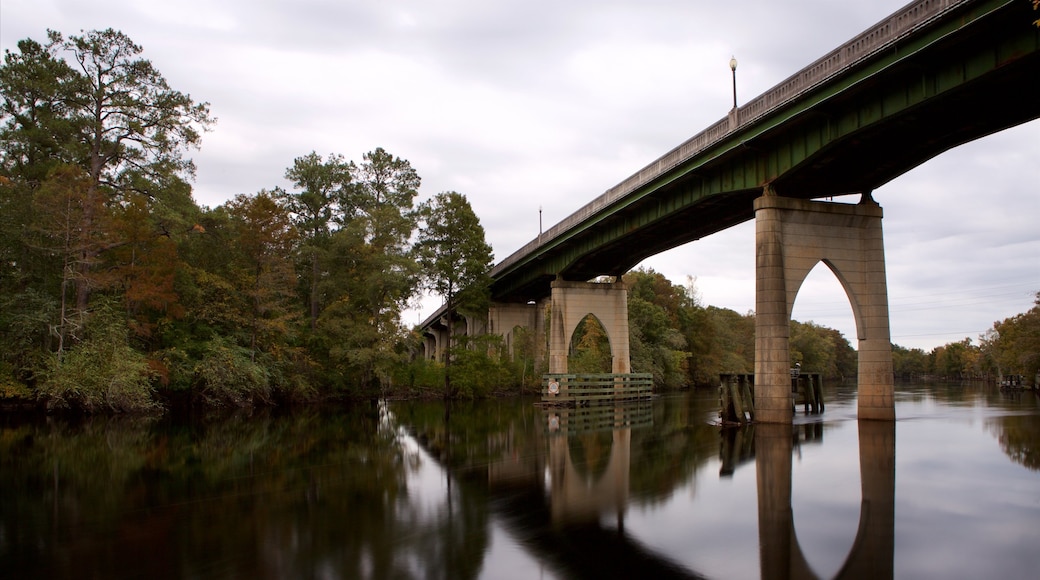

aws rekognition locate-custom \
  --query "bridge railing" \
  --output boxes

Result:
[492,0,971,279]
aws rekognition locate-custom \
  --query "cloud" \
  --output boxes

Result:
[2,0,1036,350]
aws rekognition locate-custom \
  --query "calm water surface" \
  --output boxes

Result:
[2,382,1038,579]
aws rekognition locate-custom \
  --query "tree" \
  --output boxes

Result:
[569,314,613,374]
[310,148,421,391]
[415,191,493,396]
[0,38,79,184]
[932,338,980,379]
[35,297,156,412]
[352,147,420,249]
[624,269,691,388]
[981,292,1040,381]
[790,320,838,378]
[351,147,421,325]
[1,29,214,313]
[225,191,300,362]
[29,164,110,356]
[705,306,756,375]
[282,152,354,329]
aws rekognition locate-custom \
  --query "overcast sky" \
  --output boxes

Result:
[3,0,1037,351]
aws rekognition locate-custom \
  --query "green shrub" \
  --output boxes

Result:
[192,336,270,407]
[0,369,33,401]
[36,301,157,413]
[448,335,513,398]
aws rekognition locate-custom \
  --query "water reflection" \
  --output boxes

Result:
[545,404,651,525]
[401,400,701,578]
[0,406,487,578]
[2,384,1038,579]
[755,421,894,580]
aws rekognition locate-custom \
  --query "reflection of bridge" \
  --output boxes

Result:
[757,421,895,580]
[414,403,708,579]
[544,404,650,525]
[407,402,897,578]
[420,0,1040,423]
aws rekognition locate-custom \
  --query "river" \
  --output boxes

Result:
[2,381,1038,579]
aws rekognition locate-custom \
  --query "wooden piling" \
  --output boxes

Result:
[720,372,823,423]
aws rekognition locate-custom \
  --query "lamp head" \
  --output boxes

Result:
[730,56,738,71]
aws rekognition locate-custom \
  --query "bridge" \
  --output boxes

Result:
[420,0,1040,422]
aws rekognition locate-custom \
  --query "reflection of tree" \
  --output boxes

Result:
[0,406,493,578]
[627,393,721,503]
[990,413,1040,471]
[396,397,709,579]
[569,431,614,482]
[406,486,490,579]
[897,382,1040,472]
[398,399,544,478]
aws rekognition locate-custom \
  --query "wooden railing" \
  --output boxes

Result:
[542,402,654,434]
[541,373,653,404]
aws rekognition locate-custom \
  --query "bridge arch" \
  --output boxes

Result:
[755,193,894,422]
[790,259,864,341]
[548,279,631,374]
[568,314,613,373]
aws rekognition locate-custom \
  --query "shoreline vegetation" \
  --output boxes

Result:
[2,29,1037,415]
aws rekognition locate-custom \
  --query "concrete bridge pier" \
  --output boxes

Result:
[423,326,448,361]
[548,279,631,374]
[489,300,547,358]
[421,315,472,362]
[754,193,894,423]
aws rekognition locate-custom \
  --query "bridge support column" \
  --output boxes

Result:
[489,300,548,374]
[421,334,436,360]
[430,326,449,362]
[489,301,543,355]
[548,280,630,374]
[754,194,894,423]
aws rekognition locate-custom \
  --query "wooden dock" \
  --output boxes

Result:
[541,373,653,405]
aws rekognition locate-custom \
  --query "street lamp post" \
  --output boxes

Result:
[730,56,738,109]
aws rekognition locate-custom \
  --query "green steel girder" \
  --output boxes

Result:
[490,0,1040,303]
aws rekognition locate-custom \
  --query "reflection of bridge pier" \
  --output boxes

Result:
[543,404,651,525]
[756,421,895,580]
[548,420,630,525]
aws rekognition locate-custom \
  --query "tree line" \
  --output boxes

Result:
[0,29,492,411]
[892,292,1040,382]
[2,29,1035,413]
